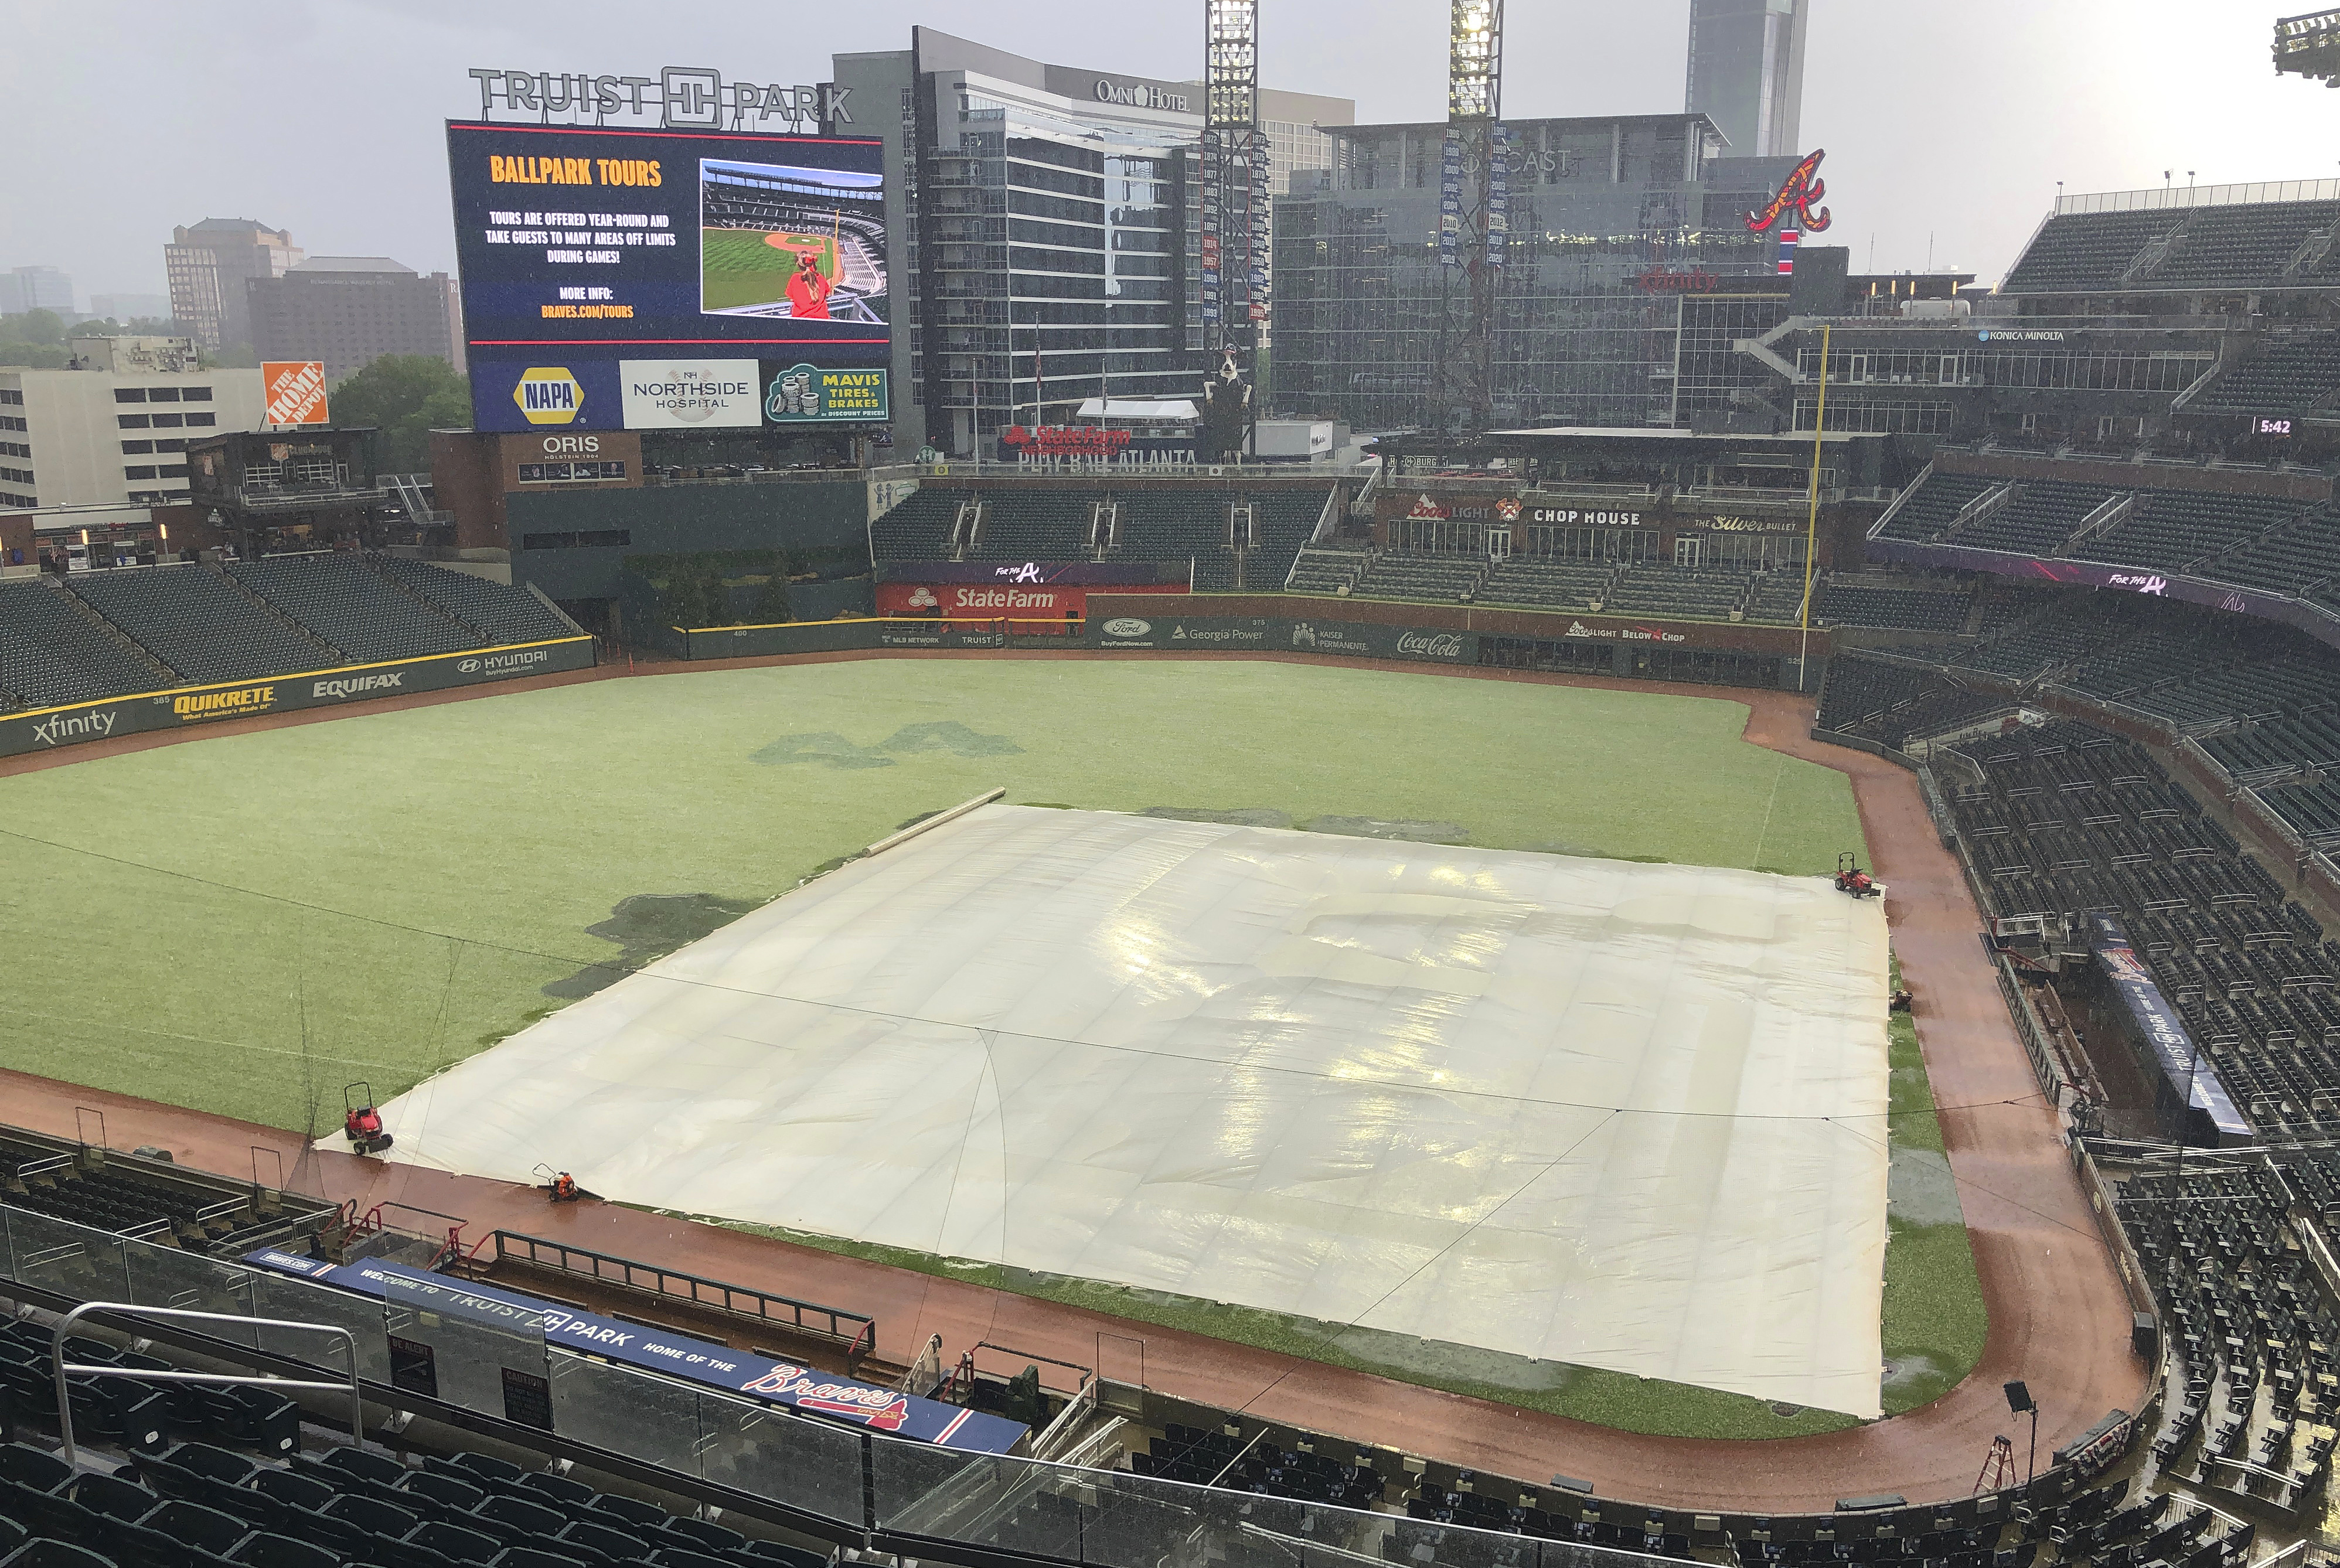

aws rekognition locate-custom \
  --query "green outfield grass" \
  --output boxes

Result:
[701,227,833,312]
[0,657,1980,1433]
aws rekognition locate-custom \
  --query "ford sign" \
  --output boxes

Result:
[1102,618,1151,638]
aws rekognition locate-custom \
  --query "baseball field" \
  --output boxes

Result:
[0,657,1981,1436]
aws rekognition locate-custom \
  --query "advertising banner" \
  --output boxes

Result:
[261,361,331,427]
[0,637,597,761]
[618,359,762,428]
[472,359,626,434]
[876,622,1009,649]
[446,121,887,431]
[876,559,1186,587]
[1087,614,1475,663]
[1866,536,2340,655]
[242,1250,1027,1453]
[764,362,889,422]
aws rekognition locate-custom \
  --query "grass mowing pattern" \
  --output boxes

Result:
[0,657,1967,1433]
[701,228,834,312]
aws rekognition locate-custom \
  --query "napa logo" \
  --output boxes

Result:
[513,367,584,425]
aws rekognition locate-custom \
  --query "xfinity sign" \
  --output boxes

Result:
[466,66,850,130]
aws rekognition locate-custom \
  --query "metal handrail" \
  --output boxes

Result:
[50,1300,361,1465]
[488,1230,877,1360]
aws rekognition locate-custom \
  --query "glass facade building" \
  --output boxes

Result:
[832,30,1351,458]
[1271,118,1804,431]
[1685,0,1808,162]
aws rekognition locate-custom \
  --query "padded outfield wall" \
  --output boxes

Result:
[0,636,600,761]
[658,596,1829,688]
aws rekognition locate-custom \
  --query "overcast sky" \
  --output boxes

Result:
[4,0,2331,306]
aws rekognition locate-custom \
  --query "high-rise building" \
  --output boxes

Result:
[828,28,1353,456]
[0,267,76,318]
[1273,114,1807,431]
[164,220,302,350]
[248,257,462,383]
[1685,0,1808,159]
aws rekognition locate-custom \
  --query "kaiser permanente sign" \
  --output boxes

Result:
[0,638,597,761]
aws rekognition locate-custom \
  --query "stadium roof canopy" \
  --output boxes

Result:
[370,805,1893,1417]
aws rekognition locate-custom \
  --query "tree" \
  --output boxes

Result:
[0,309,64,347]
[330,355,471,473]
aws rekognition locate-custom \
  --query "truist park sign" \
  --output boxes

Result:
[466,66,850,130]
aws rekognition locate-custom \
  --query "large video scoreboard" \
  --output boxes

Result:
[447,122,889,434]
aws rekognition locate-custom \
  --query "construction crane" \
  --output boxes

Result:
[1435,0,1506,432]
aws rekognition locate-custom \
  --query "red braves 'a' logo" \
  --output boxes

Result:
[1748,150,1831,235]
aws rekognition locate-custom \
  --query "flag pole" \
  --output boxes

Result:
[1799,322,1831,693]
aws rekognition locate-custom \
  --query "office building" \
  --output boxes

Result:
[1685,0,1808,160]
[1273,117,1813,430]
[830,28,1353,456]
[0,360,265,510]
[164,220,302,350]
[0,267,75,318]
[249,257,463,383]
[88,293,172,324]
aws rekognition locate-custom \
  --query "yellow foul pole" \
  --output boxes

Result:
[1799,322,1831,692]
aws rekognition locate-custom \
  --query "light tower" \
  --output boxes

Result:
[2274,8,2340,84]
[1436,0,1506,432]
[1202,1,1266,356]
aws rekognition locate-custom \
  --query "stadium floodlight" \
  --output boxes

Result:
[2274,9,2340,84]
[1205,0,1258,129]
[1449,0,1504,121]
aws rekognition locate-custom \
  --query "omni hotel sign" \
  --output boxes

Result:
[465,66,851,129]
[1092,80,1190,111]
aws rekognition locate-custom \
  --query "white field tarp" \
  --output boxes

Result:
[369,805,1892,1416]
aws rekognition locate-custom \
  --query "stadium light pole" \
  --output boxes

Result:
[1798,323,1831,691]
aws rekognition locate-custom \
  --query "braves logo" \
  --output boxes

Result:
[738,1362,912,1431]
[1748,149,1831,234]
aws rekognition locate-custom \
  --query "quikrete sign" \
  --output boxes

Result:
[0,638,598,761]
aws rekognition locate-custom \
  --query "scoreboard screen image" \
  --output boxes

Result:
[447,121,887,432]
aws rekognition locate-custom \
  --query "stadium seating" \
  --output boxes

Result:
[0,581,166,711]
[1353,552,1484,601]
[868,489,972,559]
[1872,471,2003,544]
[1601,565,1750,619]
[2201,510,2340,598]
[369,559,574,647]
[1954,479,2117,557]
[2186,331,2340,416]
[2000,208,2182,294]
[1813,581,1972,633]
[1738,570,1813,625]
[2073,491,2307,571]
[1282,547,1367,594]
[66,567,331,684]
[2150,200,2340,291]
[227,557,478,663]
[1477,557,1619,611]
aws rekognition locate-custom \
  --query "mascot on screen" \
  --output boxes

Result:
[1198,349,1252,463]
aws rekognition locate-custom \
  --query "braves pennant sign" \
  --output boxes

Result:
[1748,149,1832,236]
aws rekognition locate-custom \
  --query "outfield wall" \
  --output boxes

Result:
[662,598,1828,690]
[0,636,599,761]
